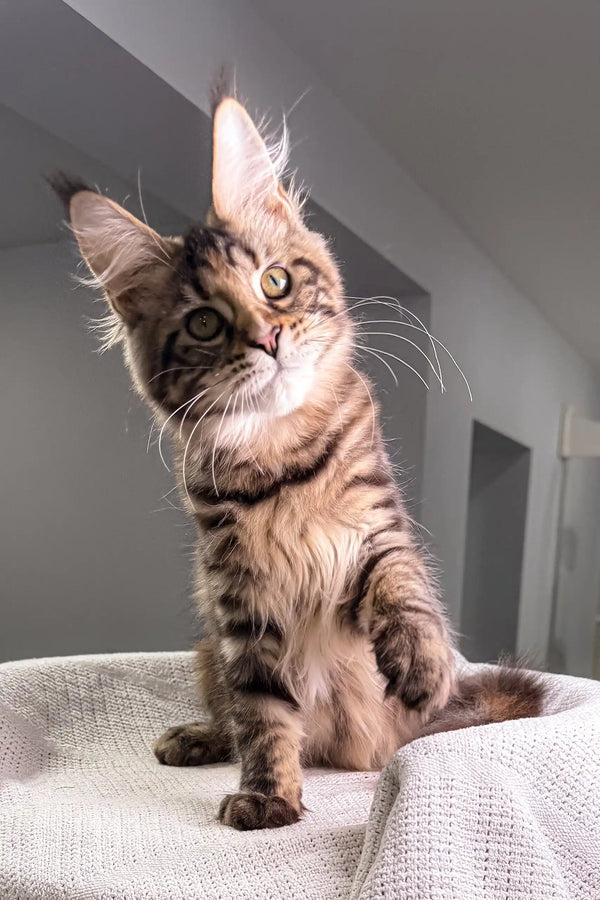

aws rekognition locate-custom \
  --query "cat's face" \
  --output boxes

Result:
[136,214,347,425]
[63,98,352,438]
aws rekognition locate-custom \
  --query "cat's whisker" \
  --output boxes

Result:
[346,296,444,391]
[390,317,471,402]
[359,330,443,390]
[182,390,228,509]
[175,373,241,441]
[346,296,471,400]
[148,365,214,384]
[353,341,430,391]
[146,418,157,454]
[157,391,209,471]
[211,391,236,496]
[136,168,177,268]
[179,389,212,439]
[329,382,344,431]
[345,363,376,448]
[353,344,399,386]
[239,386,265,474]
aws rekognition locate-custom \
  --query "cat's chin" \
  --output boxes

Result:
[256,365,315,418]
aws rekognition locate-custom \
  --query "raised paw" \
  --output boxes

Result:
[218,791,301,830]
[373,621,455,716]
[153,722,231,767]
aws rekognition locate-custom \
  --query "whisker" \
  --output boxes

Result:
[346,296,471,400]
[387,318,471,401]
[148,365,214,384]
[353,342,430,390]
[211,391,236,496]
[182,390,228,508]
[329,381,344,431]
[157,390,209,471]
[240,386,266,475]
[179,389,210,439]
[359,330,442,390]
[146,418,156,454]
[353,344,398,386]
[346,363,376,447]
[346,296,444,392]
[136,168,174,267]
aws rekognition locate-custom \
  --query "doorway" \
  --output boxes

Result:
[460,421,531,662]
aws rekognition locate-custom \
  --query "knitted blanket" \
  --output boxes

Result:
[1,652,599,899]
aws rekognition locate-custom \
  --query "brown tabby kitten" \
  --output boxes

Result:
[51,92,545,831]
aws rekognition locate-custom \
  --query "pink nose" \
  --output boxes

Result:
[251,325,281,358]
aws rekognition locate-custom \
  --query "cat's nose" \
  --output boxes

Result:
[249,325,281,358]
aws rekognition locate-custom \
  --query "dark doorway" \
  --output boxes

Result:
[460,421,531,662]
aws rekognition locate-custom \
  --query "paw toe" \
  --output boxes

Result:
[153,723,225,766]
[218,792,301,830]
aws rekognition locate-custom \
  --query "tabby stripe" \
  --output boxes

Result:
[222,618,283,642]
[369,521,406,541]
[156,330,182,397]
[217,593,246,614]
[242,773,279,796]
[347,546,401,622]
[318,304,338,319]
[212,533,240,562]
[227,661,299,709]
[191,430,342,507]
[197,510,237,530]
[189,272,210,300]
[345,470,391,490]
[373,494,399,511]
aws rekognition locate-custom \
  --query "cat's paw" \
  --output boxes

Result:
[373,622,455,716]
[153,722,230,766]
[218,792,301,830]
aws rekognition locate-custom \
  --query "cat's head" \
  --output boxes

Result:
[52,96,353,443]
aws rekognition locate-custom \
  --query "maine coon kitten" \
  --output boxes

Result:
[51,92,545,831]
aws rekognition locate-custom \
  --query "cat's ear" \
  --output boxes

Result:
[49,174,171,319]
[212,98,293,227]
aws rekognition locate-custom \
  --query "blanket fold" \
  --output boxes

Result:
[351,669,600,899]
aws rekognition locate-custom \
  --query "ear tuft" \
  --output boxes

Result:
[46,171,95,220]
[210,65,236,117]
[212,97,292,228]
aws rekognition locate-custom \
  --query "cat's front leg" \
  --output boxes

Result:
[216,609,303,830]
[356,544,455,718]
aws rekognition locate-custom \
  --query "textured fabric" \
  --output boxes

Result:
[1,653,599,899]
[351,668,600,899]
[0,652,375,899]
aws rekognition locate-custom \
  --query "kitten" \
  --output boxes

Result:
[50,91,545,831]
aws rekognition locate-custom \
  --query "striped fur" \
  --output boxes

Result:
[54,93,545,831]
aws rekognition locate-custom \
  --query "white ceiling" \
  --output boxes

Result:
[254,0,600,367]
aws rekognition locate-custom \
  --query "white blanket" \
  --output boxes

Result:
[352,669,600,899]
[1,652,599,899]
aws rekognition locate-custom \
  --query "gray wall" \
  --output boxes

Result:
[0,242,192,660]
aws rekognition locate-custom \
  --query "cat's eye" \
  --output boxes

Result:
[261,265,291,300]
[185,307,226,342]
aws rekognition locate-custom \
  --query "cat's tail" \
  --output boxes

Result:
[422,660,547,736]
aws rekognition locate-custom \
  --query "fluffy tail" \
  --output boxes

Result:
[422,662,547,736]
